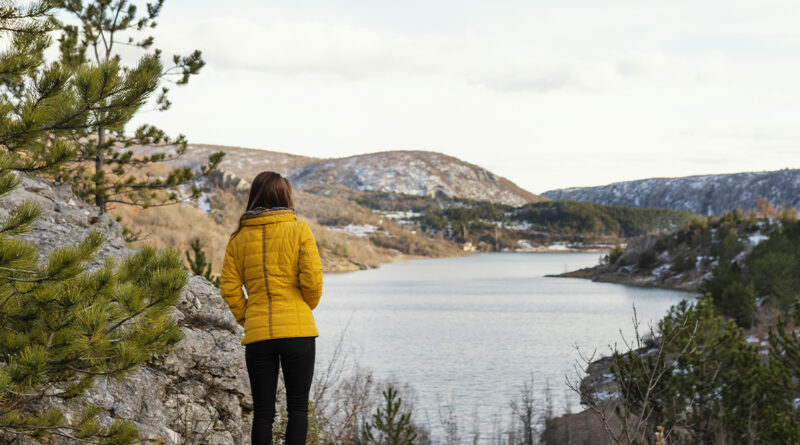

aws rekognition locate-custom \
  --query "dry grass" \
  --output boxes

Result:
[111,202,231,275]
[111,200,392,275]
[305,219,399,271]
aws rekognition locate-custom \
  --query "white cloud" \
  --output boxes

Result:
[154,18,729,93]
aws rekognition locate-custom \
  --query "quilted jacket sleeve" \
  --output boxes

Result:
[220,237,246,326]
[298,222,323,309]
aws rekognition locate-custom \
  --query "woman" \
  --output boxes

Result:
[220,171,323,445]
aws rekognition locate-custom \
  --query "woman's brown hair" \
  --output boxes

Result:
[231,171,295,236]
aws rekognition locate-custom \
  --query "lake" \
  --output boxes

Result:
[314,252,693,436]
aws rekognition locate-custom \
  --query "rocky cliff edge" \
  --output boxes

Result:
[0,174,252,444]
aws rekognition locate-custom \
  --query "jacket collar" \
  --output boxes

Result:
[240,207,297,226]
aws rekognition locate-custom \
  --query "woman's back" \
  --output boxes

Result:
[221,208,322,344]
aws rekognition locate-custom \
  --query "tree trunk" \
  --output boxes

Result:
[95,126,106,213]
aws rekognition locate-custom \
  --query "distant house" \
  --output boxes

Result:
[462,242,476,252]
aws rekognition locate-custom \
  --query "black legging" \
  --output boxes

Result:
[245,337,316,445]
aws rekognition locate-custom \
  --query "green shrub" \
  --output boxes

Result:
[637,251,657,270]
[604,244,624,265]
[670,251,697,274]
[701,263,757,327]
[713,229,744,264]
[363,386,418,445]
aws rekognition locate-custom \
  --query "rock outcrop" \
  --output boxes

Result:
[0,174,253,444]
[556,234,710,292]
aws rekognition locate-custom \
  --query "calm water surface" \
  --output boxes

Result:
[314,253,693,433]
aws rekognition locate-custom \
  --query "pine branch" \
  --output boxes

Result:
[105,197,177,208]
[0,266,37,274]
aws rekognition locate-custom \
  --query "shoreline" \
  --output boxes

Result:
[323,248,608,274]
[550,266,703,293]
[322,252,424,274]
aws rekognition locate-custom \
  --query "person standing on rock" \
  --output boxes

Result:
[220,171,323,445]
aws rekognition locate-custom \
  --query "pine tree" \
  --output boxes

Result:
[700,262,757,328]
[363,386,418,445]
[1,2,187,442]
[185,237,220,287]
[51,0,223,214]
[769,304,800,411]
[612,298,799,443]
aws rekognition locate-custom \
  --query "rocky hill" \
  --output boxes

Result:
[542,168,800,216]
[288,150,544,206]
[0,175,252,444]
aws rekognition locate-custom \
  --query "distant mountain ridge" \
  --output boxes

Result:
[542,169,800,216]
[173,145,544,206]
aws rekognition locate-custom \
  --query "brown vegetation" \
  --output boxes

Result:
[111,201,231,273]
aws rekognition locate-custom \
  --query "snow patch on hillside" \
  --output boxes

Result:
[325,224,377,237]
[288,151,540,206]
[197,193,211,214]
[749,233,769,245]
[543,169,800,216]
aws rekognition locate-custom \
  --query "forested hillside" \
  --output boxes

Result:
[513,201,697,237]
[353,192,698,251]
[555,206,800,443]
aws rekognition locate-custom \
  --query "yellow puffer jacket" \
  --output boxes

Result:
[220,208,323,345]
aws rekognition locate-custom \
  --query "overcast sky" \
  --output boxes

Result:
[124,0,800,193]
